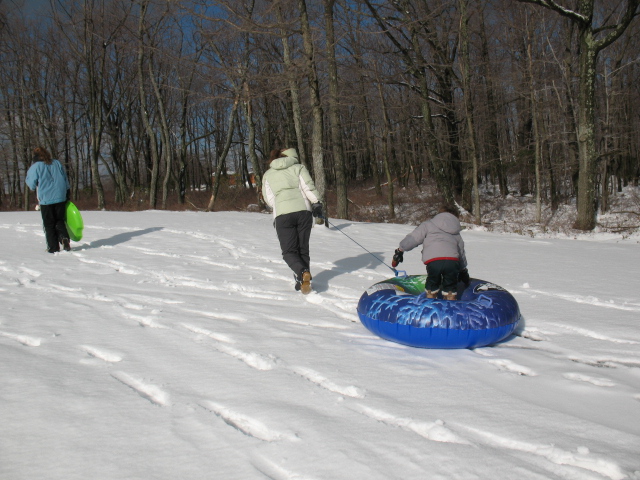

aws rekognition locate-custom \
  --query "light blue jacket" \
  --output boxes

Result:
[25,160,70,205]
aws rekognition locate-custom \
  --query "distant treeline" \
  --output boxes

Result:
[0,0,638,229]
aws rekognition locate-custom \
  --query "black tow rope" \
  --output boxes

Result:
[319,215,407,278]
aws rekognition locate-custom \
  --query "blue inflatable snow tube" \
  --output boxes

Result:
[357,275,521,349]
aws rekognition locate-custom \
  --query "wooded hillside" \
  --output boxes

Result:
[1,0,638,229]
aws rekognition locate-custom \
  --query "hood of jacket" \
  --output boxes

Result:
[430,212,461,235]
[269,156,298,170]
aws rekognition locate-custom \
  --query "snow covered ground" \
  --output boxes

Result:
[1,210,639,480]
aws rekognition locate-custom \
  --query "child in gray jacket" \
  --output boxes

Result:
[391,205,469,300]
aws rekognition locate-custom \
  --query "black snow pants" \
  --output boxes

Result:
[425,259,461,294]
[275,210,313,279]
[40,202,68,253]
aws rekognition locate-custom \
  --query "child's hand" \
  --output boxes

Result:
[392,248,404,267]
[459,268,470,286]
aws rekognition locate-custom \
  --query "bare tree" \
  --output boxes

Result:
[56,0,114,210]
[518,0,640,230]
[136,0,161,208]
[458,0,481,224]
[362,0,455,206]
[275,3,309,169]
[323,0,348,219]
[202,5,250,212]
[297,0,326,204]
[376,80,395,218]
[2,0,639,222]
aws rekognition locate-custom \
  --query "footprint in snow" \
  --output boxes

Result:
[201,401,298,442]
[569,355,640,369]
[518,287,640,313]
[263,314,349,330]
[214,344,277,371]
[120,311,165,329]
[353,404,471,445]
[0,330,41,347]
[488,358,537,376]
[304,293,359,322]
[111,371,170,407]
[182,323,236,343]
[549,322,639,345]
[181,309,248,323]
[459,425,628,480]
[251,456,313,480]
[183,326,276,371]
[80,345,123,363]
[562,372,615,387]
[119,302,146,311]
[290,366,365,398]
[517,328,551,342]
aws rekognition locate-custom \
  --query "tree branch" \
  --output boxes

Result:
[517,0,589,24]
[593,0,640,52]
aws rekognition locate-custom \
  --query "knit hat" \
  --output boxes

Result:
[281,148,298,159]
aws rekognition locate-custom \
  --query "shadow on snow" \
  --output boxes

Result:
[77,227,164,250]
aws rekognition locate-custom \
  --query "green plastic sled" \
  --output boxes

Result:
[65,201,84,242]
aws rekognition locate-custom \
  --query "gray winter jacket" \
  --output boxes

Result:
[399,212,468,267]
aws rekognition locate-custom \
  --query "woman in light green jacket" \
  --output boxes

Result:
[262,148,323,294]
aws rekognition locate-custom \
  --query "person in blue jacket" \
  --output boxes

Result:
[25,147,71,253]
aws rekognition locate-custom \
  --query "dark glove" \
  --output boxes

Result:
[459,268,470,286]
[311,202,323,219]
[66,189,71,201]
[391,248,404,268]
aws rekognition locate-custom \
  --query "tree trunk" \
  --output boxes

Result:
[297,0,327,223]
[354,46,381,196]
[206,95,240,212]
[84,4,106,209]
[459,0,481,224]
[479,7,507,196]
[377,82,395,218]
[276,5,309,169]
[244,83,264,208]
[137,0,160,209]
[147,58,173,210]
[526,20,543,224]
[323,0,348,219]
[574,35,598,230]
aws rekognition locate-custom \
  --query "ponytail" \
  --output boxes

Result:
[33,147,52,165]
